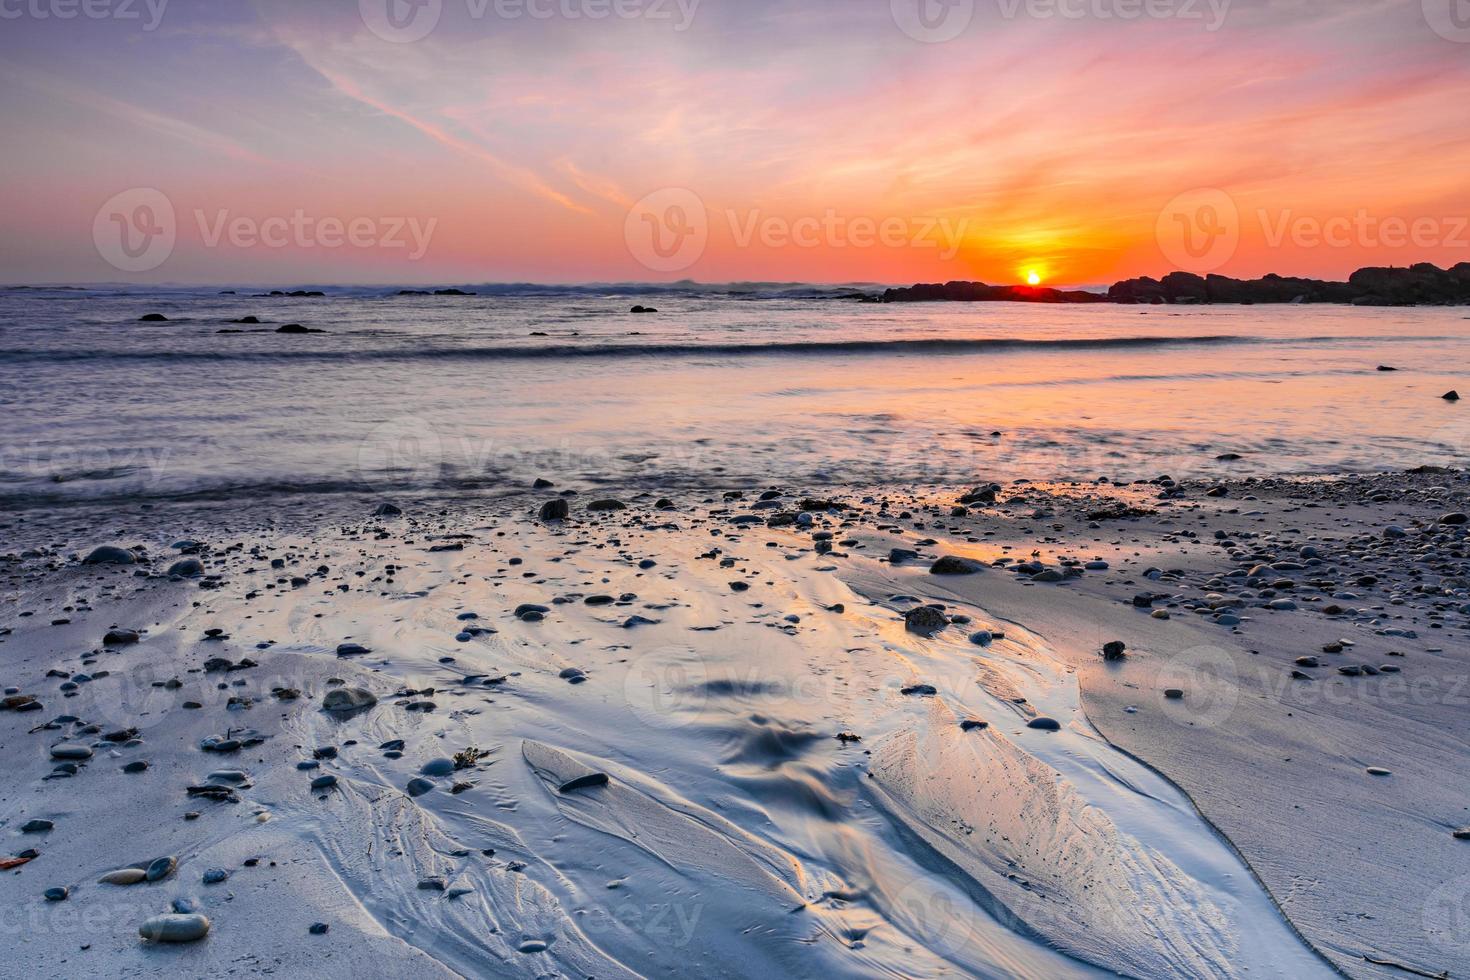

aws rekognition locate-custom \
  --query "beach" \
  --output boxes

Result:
[2,465,1467,978]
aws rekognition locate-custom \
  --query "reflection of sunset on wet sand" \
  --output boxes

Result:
[1,3,1468,979]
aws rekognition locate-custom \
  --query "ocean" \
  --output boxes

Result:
[2,282,1466,507]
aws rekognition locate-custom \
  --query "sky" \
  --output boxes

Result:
[1,0,1469,286]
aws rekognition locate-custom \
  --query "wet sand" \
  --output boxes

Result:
[1,470,1466,978]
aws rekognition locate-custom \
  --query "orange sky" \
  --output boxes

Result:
[2,0,1469,285]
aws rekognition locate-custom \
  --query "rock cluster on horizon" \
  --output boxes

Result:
[882,262,1470,306]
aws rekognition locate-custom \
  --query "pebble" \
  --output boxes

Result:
[903,606,949,636]
[44,887,69,902]
[322,688,377,713]
[99,868,148,886]
[1027,717,1061,731]
[49,744,93,761]
[421,758,456,777]
[139,913,211,943]
[202,868,230,884]
[83,546,136,565]
[929,556,985,575]
[407,777,435,798]
[146,855,178,882]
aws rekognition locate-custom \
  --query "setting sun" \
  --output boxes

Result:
[1026,270,1042,286]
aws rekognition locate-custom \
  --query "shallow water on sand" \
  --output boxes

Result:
[159,506,1336,978]
[2,284,1467,506]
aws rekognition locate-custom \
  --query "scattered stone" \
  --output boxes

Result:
[929,555,985,575]
[903,606,949,636]
[146,856,178,882]
[99,868,148,886]
[139,913,211,943]
[83,546,136,565]
[322,688,377,713]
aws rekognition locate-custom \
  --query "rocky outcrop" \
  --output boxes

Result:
[887,264,1470,306]
[1111,263,1470,305]
[881,281,1111,304]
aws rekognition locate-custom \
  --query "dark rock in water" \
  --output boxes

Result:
[1027,717,1061,731]
[375,503,403,517]
[139,313,169,322]
[629,305,658,314]
[929,555,985,575]
[275,323,324,334]
[533,478,554,489]
[231,315,261,324]
[1444,390,1461,402]
[883,282,1110,304]
[167,558,204,578]
[1440,512,1468,525]
[83,546,136,565]
[539,499,570,521]
[434,288,475,296]
[1101,641,1127,661]
[1376,365,1397,371]
[587,499,627,512]
[904,606,949,636]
